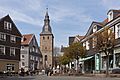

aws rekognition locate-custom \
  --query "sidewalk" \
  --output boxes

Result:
[53,73,120,78]
[84,73,120,78]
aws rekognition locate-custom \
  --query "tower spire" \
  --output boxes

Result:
[45,8,49,18]
[41,8,52,34]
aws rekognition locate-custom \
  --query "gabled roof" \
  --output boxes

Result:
[0,14,22,37]
[21,34,34,45]
[107,9,120,15]
[83,9,120,42]
[85,21,103,37]
[69,35,84,44]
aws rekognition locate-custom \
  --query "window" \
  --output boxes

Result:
[45,47,47,50]
[45,55,47,61]
[33,39,35,44]
[117,24,120,38]
[0,46,5,55]
[36,57,38,61]
[33,56,34,60]
[108,11,113,21]
[43,36,45,40]
[48,36,49,39]
[115,54,120,68]
[30,55,35,60]
[10,48,15,56]
[6,64,14,71]
[36,48,38,53]
[0,33,6,41]
[21,46,24,50]
[83,42,86,47]
[93,25,97,32]
[4,21,12,30]
[30,55,32,60]
[4,21,7,29]
[32,47,35,52]
[22,62,25,66]
[22,55,25,59]
[11,35,16,42]
[86,40,89,50]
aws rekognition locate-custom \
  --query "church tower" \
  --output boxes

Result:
[40,9,54,68]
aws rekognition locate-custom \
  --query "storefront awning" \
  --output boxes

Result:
[79,56,94,62]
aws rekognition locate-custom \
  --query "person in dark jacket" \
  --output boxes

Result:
[46,68,49,76]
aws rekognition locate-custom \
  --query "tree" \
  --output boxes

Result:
[64,42,85,72]
[94,27,115,76]
[69,42,85,60]
[59,54,70,66]
[59,53,71,73]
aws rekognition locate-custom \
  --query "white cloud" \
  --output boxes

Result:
[0,6,42,27]
[49,5,92,24]
[0,0,92,27]
[22,0,43,11]
[102,0,120,9]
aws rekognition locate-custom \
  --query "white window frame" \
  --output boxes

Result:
[83,42,86,47]
[115,23,120,39]
[86,40,89,50]
[30,55,32,60]
[21,55,25,59]
[117,24,120,38]
[108,11,113,21]
[0,45,5,55]
[4,21,7,29]
[21,46,24,50]
[36,57,38,61]
[4,21,12,30]
[0,33,6,41]
[10,35,16,43]
[10,47,15,56]
[93,25,97,32]
[6,64,14,71]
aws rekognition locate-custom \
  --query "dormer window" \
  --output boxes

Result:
[108,11,113,21]
[93,25,97,32]
[4,21,12,30]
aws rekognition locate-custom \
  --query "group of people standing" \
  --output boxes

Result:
[45,67,53,76]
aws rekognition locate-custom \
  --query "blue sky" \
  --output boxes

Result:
[0,0,120,47]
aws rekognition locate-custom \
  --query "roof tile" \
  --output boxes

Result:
[21,34,33,45]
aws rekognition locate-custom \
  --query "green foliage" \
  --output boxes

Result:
[59,54,70,65]
[59,42,85,65]
[64,42,85,60]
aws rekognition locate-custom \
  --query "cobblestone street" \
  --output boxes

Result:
[1,75,120,80]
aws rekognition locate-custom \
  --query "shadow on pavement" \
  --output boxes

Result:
[0,76,35,80]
